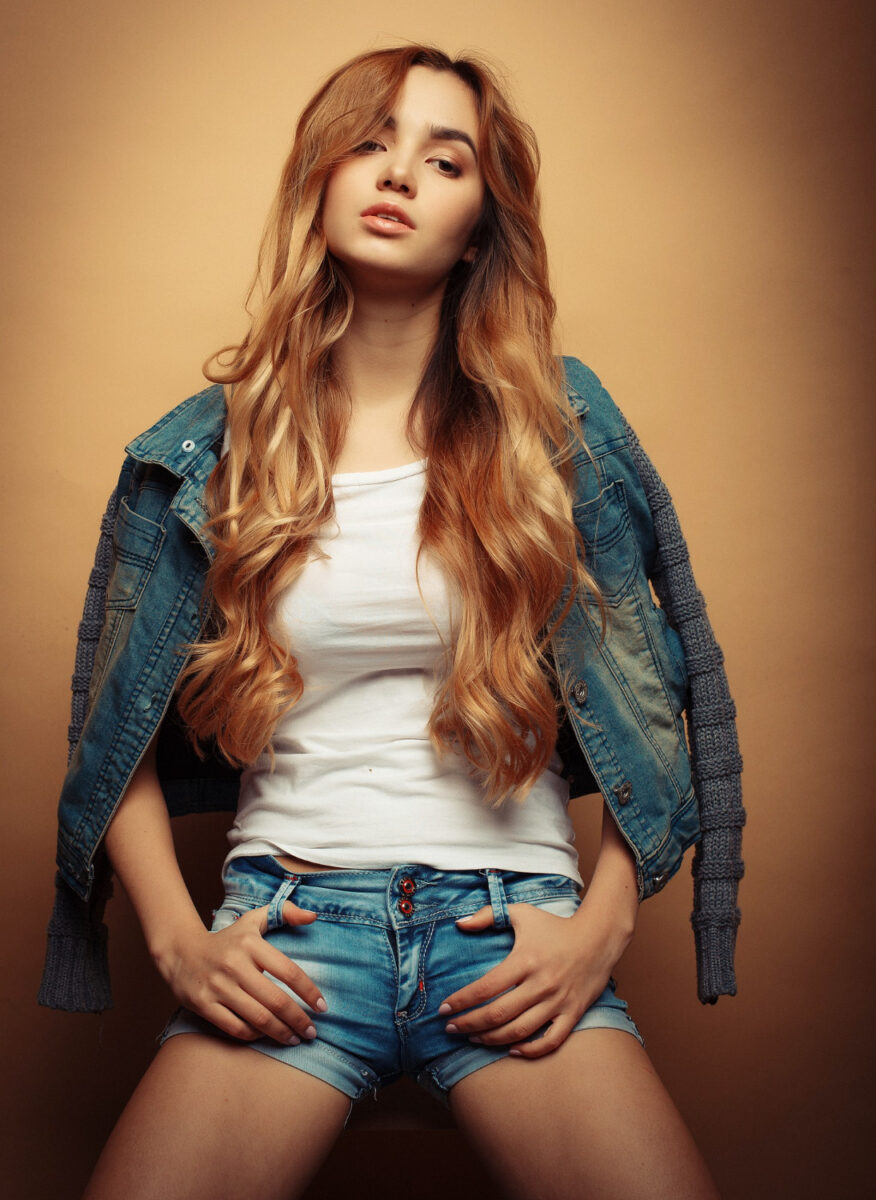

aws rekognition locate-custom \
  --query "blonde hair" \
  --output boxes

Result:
[177,45,600,805]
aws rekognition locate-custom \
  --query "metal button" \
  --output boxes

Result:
[572,679,588,705]
[398,898,414,916]
[400,877,416,895]
[181,439,196,452]
[653,872,668,887]
[614,780,633,806]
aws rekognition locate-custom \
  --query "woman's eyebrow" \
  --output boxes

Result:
[429,125,478,162]
[380,115,478,162]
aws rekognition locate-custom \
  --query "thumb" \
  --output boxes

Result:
[456,904,495,932]
[280,901,319,926]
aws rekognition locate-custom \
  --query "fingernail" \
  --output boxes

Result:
[509,1049,523,1057]
[457,914,475,922]
[315,998,328,1012]
[445,1023,459,1034]
[287,1034,301,1045]
[438,1003,452,1015]
[304,1025,317,1040]
[469,1036,483,1044]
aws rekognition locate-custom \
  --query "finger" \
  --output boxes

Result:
[465,997,558,1045]
[508,1012,577,1059]
[200,1002,274,1044]
[257,942,328,1013]
[455,904,495,931]
[445,983,544,1037]
[439,960,523,1020]
[216,974,317,1046]
[252,901,318,935]
[280,901,319,927]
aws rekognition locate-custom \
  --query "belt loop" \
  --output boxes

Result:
[484,869,511,930]
[266,874,301,932]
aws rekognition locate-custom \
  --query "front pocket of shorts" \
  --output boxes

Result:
[525,893,581,920]
[210,895,262,931]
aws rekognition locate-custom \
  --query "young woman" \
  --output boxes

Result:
[40,44,743,1200]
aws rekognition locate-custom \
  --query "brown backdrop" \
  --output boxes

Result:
[2,1,873,1196]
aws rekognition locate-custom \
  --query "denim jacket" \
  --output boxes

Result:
[39,359,744,1012]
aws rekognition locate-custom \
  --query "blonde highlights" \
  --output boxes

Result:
[177,45,600,805]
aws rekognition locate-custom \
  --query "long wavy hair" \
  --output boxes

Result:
[177,44,601,805]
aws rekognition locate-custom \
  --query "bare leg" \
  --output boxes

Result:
[84,1034,353,1200]
[450,1028,720,1200]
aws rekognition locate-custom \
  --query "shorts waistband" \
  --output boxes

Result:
[221,856,579,929]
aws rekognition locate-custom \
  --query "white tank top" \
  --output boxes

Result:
[225,456,582,884]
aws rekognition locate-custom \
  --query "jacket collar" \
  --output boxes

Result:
[126,384,227,557]
[126,383,227,477]
[561,359,589,419]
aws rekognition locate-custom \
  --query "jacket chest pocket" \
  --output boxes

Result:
[574,478,639,603]
[106,498,166,610]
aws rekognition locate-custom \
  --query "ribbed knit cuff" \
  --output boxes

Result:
[38,869,114,1012]
[693,917,739,1004]
[38,927,112,1013]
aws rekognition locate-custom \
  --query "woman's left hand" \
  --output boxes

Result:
[438,897,635,1059]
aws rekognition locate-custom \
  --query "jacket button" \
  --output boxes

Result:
[398,898,414,916]
[614,780,632,806]
[181,439,196,452]
[653,872,668,887]
[572,680,588,705]
[400,877,416,895]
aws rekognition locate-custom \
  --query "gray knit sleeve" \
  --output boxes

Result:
[67,486,122,762]
[620,415,745,1004]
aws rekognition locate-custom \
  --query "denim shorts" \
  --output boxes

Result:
[160,856,644,1107]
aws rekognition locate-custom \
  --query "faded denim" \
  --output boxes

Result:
[160,856,644,1105]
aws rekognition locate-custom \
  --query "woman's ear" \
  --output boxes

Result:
[461,244,477,263]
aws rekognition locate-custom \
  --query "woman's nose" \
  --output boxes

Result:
[377,157,416,197]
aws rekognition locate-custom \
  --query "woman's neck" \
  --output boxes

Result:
[330,286,442,473]
[332,288,442,408]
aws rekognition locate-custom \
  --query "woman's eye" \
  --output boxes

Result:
[356,140,384,153]
[432,158,462,177]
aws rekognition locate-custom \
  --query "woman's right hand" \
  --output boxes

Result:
[153,899,327,1045]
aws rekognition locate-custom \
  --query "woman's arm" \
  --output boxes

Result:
[572,801,639,938]
[437,801,639,1058]
[104,737,327,1045]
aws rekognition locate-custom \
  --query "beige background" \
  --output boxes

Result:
[2,1,873,1197]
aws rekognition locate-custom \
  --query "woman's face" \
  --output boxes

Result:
[321,66,485,293]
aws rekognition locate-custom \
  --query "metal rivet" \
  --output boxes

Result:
[653,872,667,886]
[614,780,632,806]
[181,439,195,452]
[572,679,588,705]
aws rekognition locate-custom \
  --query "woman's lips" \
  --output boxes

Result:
[360,204,415,233]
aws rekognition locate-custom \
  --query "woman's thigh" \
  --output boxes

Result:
[84,1033,352,1200]
[449,1027,720,1200]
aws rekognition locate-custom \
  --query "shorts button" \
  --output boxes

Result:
[398,898,414,915]
[400,877,416,895]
